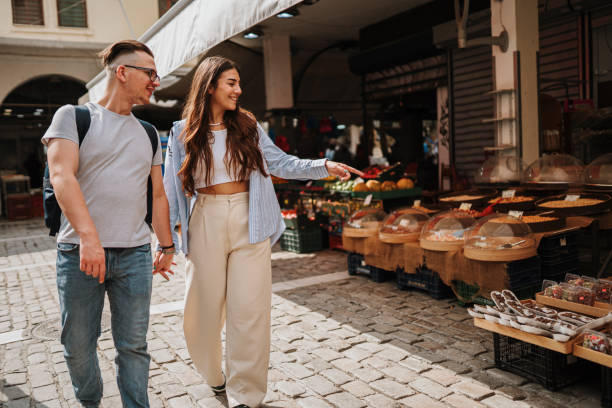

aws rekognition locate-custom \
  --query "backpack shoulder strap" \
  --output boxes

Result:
[73,105,91,146]
[137,119,158,157]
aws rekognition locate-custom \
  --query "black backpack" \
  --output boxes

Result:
[43,105,158,236]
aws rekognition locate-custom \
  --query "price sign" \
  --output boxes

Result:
[508,211,523,219]
[364,194,373,206]
[413,200,421,207]
[565,194,580,202]
[502,190,516,198]
[459,202,472,211]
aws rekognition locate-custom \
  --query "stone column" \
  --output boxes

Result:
[491,0,539,163]
[263,34,294,110]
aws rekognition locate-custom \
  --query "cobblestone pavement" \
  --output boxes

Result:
[0,219,601,407]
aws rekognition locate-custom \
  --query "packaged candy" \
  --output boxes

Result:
[565,273,582,286]
[524,302,558,318]
[553,333,571,342]
[490,291,506,310]
[506,300,537,318]
[553,321,578,337]
[521,324,552,337]
[597,278,612,303]
[582,330,609,354]
[542,280,563,299]
[467,308,484,319]
[559,283,595,305]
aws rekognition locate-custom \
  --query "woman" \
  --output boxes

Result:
[162,56,362,408]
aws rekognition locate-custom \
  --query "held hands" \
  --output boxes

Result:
[153,249,175,281]
[325,161,364,182]
[79,236,106,284]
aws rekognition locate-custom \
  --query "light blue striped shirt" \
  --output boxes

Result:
[163,120,329,254]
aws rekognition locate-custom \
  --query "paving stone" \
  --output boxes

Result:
[401,393,450,408]
[481,394,531,408]
[311,348,344,362]
[422,367,462,387]
[341,380,375,398]
[381,365,418,383]
[352,367,384,383]
[281,363,314,380]
[370,378,414,399]
[151,349,176,364]
[297,396,333,408]
[325,391,366,408]
[330,358,361,372]
[485,368,528,387]
[320,368,352,386]
[31,384,58,402]
[399,357,432,373]
[375,345,409,362]
[439,360,472,375]
[301,375,339,396]
[443,393,487,408]
[360,356,388,369]
[4,372,27,385]
[196,397,226,408]
[451,380,495,401]
[277,381,307,397]
[342,346,371,362]
[186,383,214,400]
[168,395,193,408]
[496,385,528,401]
[409,377,452,400]
[276,327,305,343]
[306,358,333,373]
[364,393,399,408]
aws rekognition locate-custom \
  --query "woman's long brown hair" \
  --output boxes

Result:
[178,56,268,196]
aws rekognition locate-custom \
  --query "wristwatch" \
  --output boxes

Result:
[160,243,175,255]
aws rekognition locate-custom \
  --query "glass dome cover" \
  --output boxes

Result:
[379,208,429,242]
[474,155,525,184]
[419,210,477,250]
[522,153,584,185]
[584,152,612,187]
[344,207,387,236]
[464,214,537,261]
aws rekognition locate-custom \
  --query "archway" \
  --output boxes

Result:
[0,75,87,188]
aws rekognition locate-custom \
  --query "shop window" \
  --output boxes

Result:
[57,0,87,28]
[12,0,44,25]
[158,0,180,18]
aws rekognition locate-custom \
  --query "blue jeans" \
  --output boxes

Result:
[56,242,153,408]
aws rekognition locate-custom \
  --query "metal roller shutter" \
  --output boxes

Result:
[451,45,494,180]
[539,15,581,101]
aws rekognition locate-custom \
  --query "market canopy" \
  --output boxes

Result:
[85,0,301,101]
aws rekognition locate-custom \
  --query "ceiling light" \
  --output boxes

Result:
[243,27,263,39]
[277,8,299,18]
[17,114,24,118]
[337,124,346,130]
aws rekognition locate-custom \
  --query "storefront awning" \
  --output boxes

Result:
[85,0,301,102]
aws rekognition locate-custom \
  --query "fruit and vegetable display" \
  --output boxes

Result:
[468,289,597,342]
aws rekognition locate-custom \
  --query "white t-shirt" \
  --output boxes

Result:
[193,129,240,188]
[41,102,162,247]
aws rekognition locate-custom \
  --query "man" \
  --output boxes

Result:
[42,40,175,408]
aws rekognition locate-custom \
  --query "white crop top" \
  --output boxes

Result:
[193,129,240,188]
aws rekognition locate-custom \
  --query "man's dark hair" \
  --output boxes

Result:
[98,40,154,67]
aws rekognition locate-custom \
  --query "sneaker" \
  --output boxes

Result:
[211,381,225,394]
[233,405,250,408]
[211,373,226,394]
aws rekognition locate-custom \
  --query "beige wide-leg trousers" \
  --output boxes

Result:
[184,192,271,408]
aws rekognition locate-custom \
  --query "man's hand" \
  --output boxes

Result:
[79,237,106,284]
[325,161,364,181]
[153,250,175,281]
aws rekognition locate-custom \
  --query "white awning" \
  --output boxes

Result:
[86,0,301,102]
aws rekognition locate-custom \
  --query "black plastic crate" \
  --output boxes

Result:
[396,267,452,300]
[541,256,580,281]
[347,252,393,282]
[493,333,586,390]
[280,227,322,253]
[602,366,612,408]
[505,256,542,288]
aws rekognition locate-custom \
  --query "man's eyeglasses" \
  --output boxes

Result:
[123,65,160,83]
